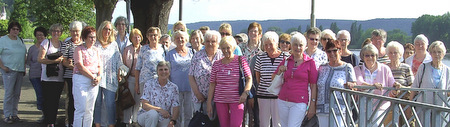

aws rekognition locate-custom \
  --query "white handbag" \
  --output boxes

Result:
[268,58,288,95]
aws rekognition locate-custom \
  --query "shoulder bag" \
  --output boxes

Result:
[268,57,288,95]
[188,102,212,127]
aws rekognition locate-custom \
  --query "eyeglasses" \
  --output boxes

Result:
[321,38,332,41]
[11,28,20,31]
[103,27,112,31]
[279,40,290,44]
[364,54,376,58]
[309,38,319,41]
[326,49,339,53]
[117,23,126,26]
[220,32,231,36]
[52,30,62,33]
[339,39,348,42]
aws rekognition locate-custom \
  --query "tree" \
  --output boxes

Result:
[267,26,282,35]
[330,22,340,33]
[285,27,298,34]
[318,25,323,31]
[387,29,411,44]
[9,0,32,38]
[412,12,450,47]
[305,25,311,32]
[349,22,363,48]
[131,0,174,41]
[30,0,96,31]
[94,0,118,29]
[297,25,302,32]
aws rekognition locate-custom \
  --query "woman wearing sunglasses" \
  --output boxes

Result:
[278,33,291,53]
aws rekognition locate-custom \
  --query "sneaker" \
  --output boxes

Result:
[4,116,13,124]
[11,116,21,122]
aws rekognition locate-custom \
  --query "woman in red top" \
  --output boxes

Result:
[207,36,252,127]
[273,33,318,127]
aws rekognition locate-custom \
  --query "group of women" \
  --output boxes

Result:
[1,18,449,127]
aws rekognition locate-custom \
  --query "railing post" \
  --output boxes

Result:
[359,96,367,127]
[392,102,399,127]
[330,91,336,126]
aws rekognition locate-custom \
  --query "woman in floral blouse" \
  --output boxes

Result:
[189,30,223,115]
[138,61,179,127]
[135,27,165,92]
[93,21,125,127]
[316,40,356,127]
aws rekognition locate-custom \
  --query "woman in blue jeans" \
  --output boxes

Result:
[27,26,48,123]
[0,21,27,124]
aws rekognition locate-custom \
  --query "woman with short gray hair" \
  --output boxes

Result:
[405,34,432,75]
[410,41,450,127]
[337,30,360,67]
[114,16,131,53]
[61,21,84,126]
[354,44,397,126]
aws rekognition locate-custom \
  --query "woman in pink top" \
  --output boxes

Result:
[72,26,103,127]
[207,36,252,127]
[354,44,397,126]
[273,33,318,127]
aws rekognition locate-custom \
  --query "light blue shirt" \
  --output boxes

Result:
[234,46,243,56]
[165,48,193,92]
[0,35,26,72]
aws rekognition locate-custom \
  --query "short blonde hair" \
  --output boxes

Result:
[360,44,378,60]
[219,36,237,50]
[172,30,189,42]
[219,23,232,34]
[428,41,446,54]
[129,28,143,43]
[173,21,187,32]
[97,21,116,44]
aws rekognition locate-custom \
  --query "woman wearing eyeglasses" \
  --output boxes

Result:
[320,29,336,51]
[337,30,360,67]
[354,44,397,126]
[279,33,291,53]
[316,40,356,127]
[305,27,327,69]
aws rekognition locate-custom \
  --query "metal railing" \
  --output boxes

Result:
[329,86,450,127]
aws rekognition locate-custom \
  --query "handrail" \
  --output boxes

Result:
[329,86,450,127]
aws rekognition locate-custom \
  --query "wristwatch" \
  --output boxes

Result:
[311,99,316,102]
[245,90,250,95]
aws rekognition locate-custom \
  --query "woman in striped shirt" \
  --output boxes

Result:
[207,36,252,127]
[255,31,287,127]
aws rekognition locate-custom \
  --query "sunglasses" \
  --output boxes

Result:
[326,49,339,53]
[279,40,290,44]
[309,38,319,41]
[321,38,332,41]
[220,32,231,36]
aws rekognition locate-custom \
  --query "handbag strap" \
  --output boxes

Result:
[418,63,426,88]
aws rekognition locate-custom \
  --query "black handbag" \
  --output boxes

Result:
[188,103,212,127]
[46,40,63,77]
[238,56,254,98]
[301,114,319,127]
[116,83,136,110]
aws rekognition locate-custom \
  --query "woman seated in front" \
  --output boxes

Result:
[137,61,179,127]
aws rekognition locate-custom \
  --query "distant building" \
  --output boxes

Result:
[0,6,6,20]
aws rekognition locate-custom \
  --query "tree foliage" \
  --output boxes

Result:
[411,12,450,47]
[267,26,282,35]
[0,20,9,36]
[387,29,411,44]
[9,0,32,38]
[285,27,298,34]
[349,22,363,49]
[297,25,302,32]
[330,22,340,34]
[30,0,96,32]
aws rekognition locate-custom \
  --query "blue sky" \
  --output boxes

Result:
[112,0,450,24]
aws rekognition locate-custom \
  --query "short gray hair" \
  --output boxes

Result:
[262,31,279,45]
[372,29,387,42]
[114,16,128,27]
[290,33,307,48]
[160,34,171,40]
[172,30,189,42]
[69,21,83,31]
[360,44,378,60]
[337,30,351,42]
[386,41,404,57]
[156,61,171,71]
[414,34,429,46]
[204,30,221,43]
